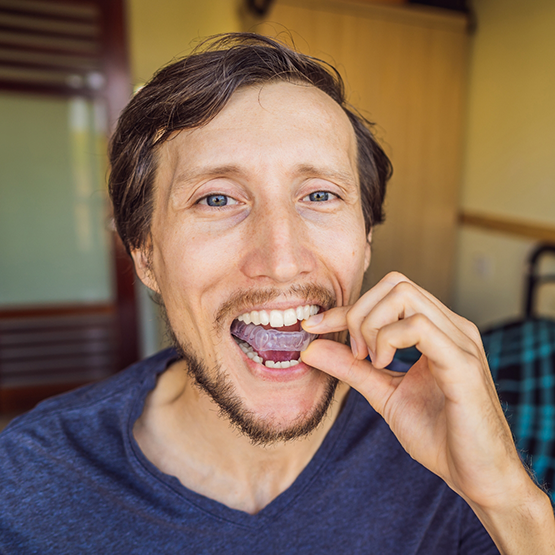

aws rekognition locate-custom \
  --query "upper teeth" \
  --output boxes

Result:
[236,305,319,327]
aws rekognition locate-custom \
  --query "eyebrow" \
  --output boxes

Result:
[293,164,357,186]
[171,162,357,193]
[172,165,243,188]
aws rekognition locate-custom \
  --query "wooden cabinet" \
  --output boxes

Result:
[258,0,469,303]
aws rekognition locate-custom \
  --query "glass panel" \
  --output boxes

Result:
[0,91,113,305]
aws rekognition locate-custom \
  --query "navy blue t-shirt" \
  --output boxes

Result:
[0,349,499,554]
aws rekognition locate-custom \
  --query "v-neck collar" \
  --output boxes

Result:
[125,349,357,529]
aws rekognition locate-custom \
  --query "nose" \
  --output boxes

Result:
[239,201,316,284]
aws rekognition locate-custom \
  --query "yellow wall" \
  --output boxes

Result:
[127,0,242,85]
[453,0,555,327]
[461,0,555,222]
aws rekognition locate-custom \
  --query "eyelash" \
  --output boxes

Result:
[198,194,239,207]
[198,190,338,208]
[302,191,338,202]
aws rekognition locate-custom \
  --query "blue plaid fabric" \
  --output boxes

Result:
[395,318,555,504]
[481,318,555,502]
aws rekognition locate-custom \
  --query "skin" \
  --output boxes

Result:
[132,81,555,551]
[132,81,367,513]
[302,274,555,553]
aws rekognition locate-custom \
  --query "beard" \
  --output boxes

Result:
[160,284,340,447]
[174,338,339,447]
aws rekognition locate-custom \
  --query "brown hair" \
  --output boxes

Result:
[109,33,392,254]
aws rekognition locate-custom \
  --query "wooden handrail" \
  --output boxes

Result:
[459,211,555,243]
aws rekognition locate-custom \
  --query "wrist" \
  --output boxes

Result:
[470,477,555,555]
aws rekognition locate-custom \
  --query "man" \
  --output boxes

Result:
[0,33,553,553]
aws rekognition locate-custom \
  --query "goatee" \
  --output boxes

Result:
[160,283,340,446]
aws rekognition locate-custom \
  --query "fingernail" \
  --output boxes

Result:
[305,313,324,328]
[350,336,358,358]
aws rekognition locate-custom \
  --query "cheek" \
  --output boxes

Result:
[317,210,367,253]
[310,220,368,298]
[152,225,243,314]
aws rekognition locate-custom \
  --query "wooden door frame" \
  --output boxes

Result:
[98,0,140,370]
[0,0,139,411]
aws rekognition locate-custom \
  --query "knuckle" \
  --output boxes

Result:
[360,315,375,337]
[466,339,483,360]
[408,312,429,329]
[458,317,481,343]
[345,306,359,329]
[392,280,415,297]
[460,348,480,369]
[384,271,407,284]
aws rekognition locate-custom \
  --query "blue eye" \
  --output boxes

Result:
[200,194,237,207]
[310,191,329,202]
[207,194,228,207]
[304,191,336,202]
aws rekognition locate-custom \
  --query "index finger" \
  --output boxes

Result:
[302,305,351,333]
[303,272,409,334]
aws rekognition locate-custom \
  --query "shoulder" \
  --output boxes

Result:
[0,349,179,544]
[0,349,180,551]
[0,348,178,463]
[5,349,175,425]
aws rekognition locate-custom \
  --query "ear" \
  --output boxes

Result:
[131,247,160,294]
[363,229,372,272]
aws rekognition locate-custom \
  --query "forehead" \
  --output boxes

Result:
[156,81,358,186]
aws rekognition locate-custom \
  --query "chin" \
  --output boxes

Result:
[168,285,341,445]
[181,337,339,446]
[230,371,339,446]
[244,366,336,415]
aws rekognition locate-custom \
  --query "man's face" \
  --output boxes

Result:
[134,81,371,442]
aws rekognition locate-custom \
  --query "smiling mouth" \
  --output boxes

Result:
[231,305,320,369]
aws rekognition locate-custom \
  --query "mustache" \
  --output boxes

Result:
[214,283,336,329]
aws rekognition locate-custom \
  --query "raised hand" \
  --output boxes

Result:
[302,272,555,554]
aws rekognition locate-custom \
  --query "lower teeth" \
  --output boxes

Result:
[235,338,300,368]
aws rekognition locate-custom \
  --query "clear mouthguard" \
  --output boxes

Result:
[231,319,317,352]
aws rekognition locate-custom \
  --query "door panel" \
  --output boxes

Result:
[0,93,113,305]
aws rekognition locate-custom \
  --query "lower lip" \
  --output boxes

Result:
[236,345,312,383]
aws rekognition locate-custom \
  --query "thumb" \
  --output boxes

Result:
[301,339,397,416]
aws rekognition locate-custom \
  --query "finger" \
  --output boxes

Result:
[371,314,487,402]
[303,273,411,358]
[302,305,371,360]
[303,272,412,334]
[301,338,403,417]
[302,305,351,334]
[363,273,481,348]
[304,272,484,365]
[380,274,483,346]
[357,281,475,363]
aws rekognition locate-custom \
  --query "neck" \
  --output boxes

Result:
[133,359,350,514]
